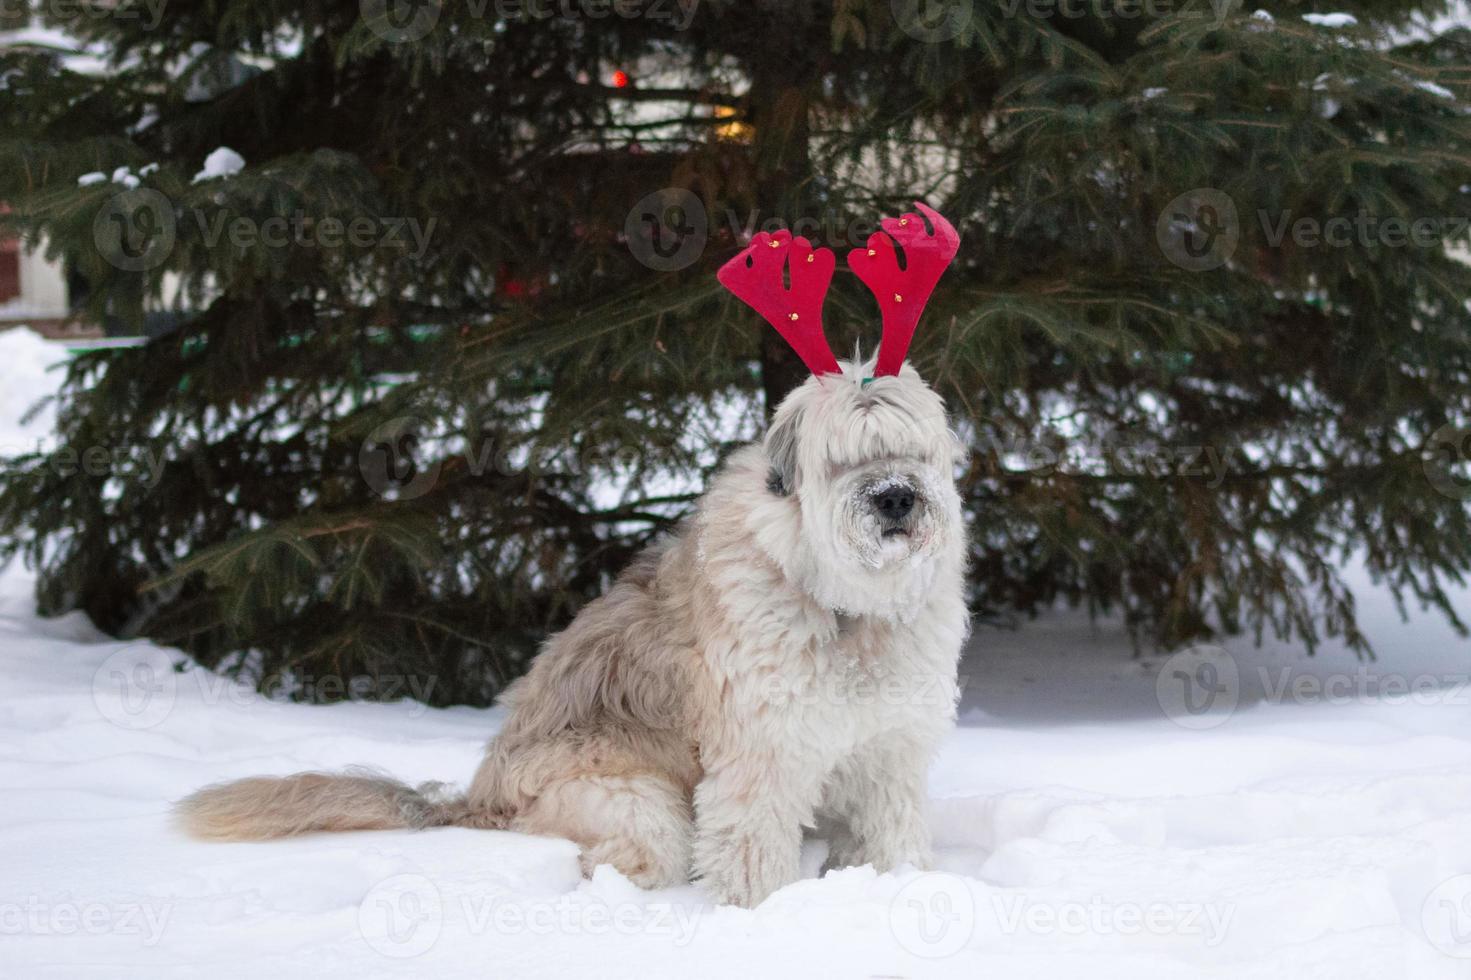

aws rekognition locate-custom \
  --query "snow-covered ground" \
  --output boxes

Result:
[1,326,1469,978]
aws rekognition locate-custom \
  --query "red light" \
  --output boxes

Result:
[611,70,630,89]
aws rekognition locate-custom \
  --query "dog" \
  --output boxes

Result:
[177,203,969,909]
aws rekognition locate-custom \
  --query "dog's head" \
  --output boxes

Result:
[764,361,962,579]
[719,202,966,618]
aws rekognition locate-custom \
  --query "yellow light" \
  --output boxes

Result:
[713,105,754,143]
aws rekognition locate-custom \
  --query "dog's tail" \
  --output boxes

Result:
[175,766,499,841]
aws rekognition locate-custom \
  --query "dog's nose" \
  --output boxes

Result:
[872,485,915,521]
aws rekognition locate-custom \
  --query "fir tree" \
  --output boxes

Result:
[0,0,1468,704]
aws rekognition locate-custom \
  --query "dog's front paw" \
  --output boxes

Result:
[703,875,763,909]
[695,831,799,908]
[821,833,862,876]
[823,830,932,876]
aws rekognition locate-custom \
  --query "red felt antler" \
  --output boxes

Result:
[847,201,960,377]
[717,229,841,376]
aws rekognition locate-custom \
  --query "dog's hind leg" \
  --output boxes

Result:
[512,772,693,890]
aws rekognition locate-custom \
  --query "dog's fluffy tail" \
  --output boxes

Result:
[176,766,493,841]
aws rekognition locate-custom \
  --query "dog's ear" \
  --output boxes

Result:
[763,406,802,496]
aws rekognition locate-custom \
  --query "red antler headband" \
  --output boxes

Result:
[716,229,840,376]
[848,202,961,377]
[717,202,959,379]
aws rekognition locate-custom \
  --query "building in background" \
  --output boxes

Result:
[0,234,90,339]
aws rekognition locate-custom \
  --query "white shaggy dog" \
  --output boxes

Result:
[178,204,969,909]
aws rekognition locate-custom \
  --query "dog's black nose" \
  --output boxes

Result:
[872,485,915,521]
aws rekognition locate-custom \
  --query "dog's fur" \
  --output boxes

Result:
[177,360,969,908]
